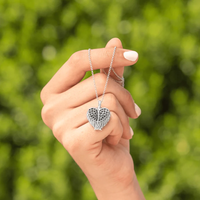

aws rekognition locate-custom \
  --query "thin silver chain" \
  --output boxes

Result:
[88,46,117,104]
[102,68,124,81]
[102,68,124,87]
[111,68,124,80]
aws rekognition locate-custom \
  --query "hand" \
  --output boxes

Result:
[40,38,145,200]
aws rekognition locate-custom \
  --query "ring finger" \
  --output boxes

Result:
[67,93,132,140]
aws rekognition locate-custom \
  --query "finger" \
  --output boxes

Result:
[41,74,140,130]
[119,138,130,151]
[64,93,132,139]
[41,47,138,103]
[101,38,124,79]
[61,73,139,118]
[46,92,133,139]
[70,112,123,150]
[104,119,123,146]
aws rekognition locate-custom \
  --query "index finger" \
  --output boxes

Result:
[41,47,138,103]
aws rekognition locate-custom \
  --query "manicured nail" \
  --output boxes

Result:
[130,126,134,136]
[123,51,138,61]
[134,103,141,116]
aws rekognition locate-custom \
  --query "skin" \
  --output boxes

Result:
[40,38,146,200]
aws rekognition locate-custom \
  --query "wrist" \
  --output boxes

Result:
[88,170,145,200]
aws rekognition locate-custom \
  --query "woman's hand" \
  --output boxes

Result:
[40,38,145,200]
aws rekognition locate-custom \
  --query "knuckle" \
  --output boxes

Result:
[52,120,67,142]
[41,103,54,126]
[124,90,134,104]
[52,117,74,146]
[40,88,56,105]
[111,112,120,124]
[104,93,118,110]
[40,88,46,104]
[111,112,123,132]
[69,50,85,65]
[62,136,79,154]
[52,121,62,138]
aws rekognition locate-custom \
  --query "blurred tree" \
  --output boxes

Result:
[0,0,200,199]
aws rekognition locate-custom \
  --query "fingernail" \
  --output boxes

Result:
[123,51,138,62]
[130,126,134,136]
[135,103,141,116]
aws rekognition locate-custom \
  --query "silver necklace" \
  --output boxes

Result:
[102,68,124,87]
[87,47,117,130]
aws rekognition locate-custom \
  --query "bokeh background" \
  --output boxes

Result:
[0,0,200,199]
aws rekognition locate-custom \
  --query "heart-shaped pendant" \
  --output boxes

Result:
[87,102,110,130]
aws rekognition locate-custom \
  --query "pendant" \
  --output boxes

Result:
[87,101,111,130]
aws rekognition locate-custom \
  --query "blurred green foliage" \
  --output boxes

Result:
[0,0,200,199]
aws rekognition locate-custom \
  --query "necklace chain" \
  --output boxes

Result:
[88,47,117,105]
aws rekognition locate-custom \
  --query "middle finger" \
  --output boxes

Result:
[60,73,139,119]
